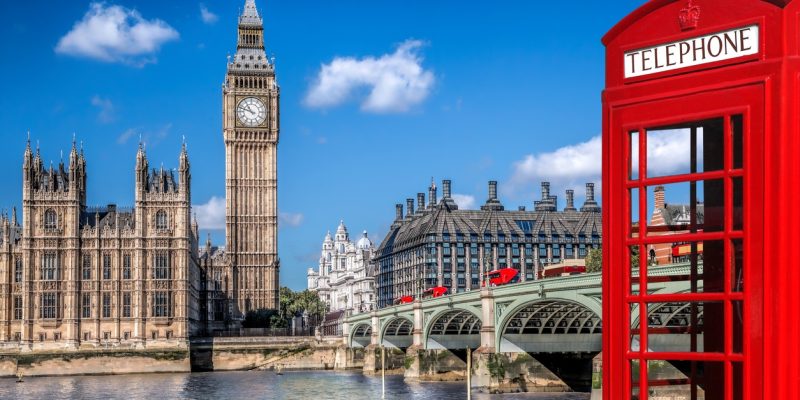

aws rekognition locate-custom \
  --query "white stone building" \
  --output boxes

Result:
[307,221,376,314]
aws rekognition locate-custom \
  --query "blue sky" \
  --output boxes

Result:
[0,0,648,290]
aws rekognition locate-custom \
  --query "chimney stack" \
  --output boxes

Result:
[395,204,404,221]
[481,179,505,211]
[440,180,459,209]
[654,185,665,209]
[565,189,577,211]
[580,182,601,213]
[535,181,557,212]
[488,181,498,200]
[417,193,425,211]
[406,198,415,216]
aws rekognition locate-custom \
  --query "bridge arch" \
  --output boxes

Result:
[423,306,482,350]
[349,322,372,348]
[497,295,602,353]
[629,290,706,353]
[380,316,413,349]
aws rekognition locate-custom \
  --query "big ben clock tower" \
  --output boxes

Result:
[223,0,279,314]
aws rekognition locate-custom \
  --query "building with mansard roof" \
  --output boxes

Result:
[307,221,376,315]
[0,138,202,350]
[375,179,602,308]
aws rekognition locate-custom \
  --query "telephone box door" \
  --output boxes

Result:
[606,83,764,400]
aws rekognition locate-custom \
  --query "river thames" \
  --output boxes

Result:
[1,370,590,400]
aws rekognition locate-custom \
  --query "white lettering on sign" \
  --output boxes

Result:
[624,25,759,79]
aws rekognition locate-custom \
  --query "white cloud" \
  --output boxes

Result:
[194,197,225,230]
[117,128,137,145]
[452,194,476,210]
[280,212,304,228]
[637,128,702,177]
[199,4,218,24]
[305,40,435,113]
[55,3,179,66]
[91,95,115,123]
[503,136,602,201]
[117,123,172,145]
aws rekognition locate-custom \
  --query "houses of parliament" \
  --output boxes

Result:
[0,0,279,350]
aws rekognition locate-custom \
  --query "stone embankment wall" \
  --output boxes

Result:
[190,336,363,372]
[0,337,362,377]
[0,349,191,377]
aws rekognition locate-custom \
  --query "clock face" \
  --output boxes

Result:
[236,97,267,127]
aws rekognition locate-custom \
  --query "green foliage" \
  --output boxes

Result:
[585,247,639,273]
[487,354,506,382]
[257,287,329,328]
[585,248,603,273]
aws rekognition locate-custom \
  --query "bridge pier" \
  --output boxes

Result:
[403,346,469,381]
[471,351,572,393]
[362,344,406,375]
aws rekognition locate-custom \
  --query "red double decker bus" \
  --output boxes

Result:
[421,286,448,299]
[394,295,414,305]
[483,268,520,287]
[538,264,586,279]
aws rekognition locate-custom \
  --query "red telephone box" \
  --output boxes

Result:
[602,1,800,399]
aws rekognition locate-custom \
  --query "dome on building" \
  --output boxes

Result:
[324,230,333,242]
[356,230,373,249]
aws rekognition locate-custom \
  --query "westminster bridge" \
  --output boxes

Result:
[342,264,697,392]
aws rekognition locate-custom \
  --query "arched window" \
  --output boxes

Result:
[155,210,168,230]
[44,209,57,230]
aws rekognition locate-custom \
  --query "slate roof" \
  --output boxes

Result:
[376,197,602,256]
[81,206,135,230]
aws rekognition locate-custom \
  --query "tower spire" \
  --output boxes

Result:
[240,0,262,26]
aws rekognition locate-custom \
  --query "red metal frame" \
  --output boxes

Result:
[603,1,800,399]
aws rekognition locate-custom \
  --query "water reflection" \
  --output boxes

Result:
[2,371,590,400]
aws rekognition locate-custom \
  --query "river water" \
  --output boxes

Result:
[1,370,590,400]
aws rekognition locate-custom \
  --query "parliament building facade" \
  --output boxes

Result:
[0,0,280,349]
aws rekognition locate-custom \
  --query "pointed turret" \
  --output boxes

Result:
[69,135,79,182]
[135,141,148,199]
[178,138,191,197]
[23,132,32,167]
[179,137,190,172]
[239,0,262,26]
[11,207,17,226]
[23,132,33,185]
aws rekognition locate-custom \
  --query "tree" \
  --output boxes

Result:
[585,246,639,273]
[263,287,329,328]
[586,248,603,273]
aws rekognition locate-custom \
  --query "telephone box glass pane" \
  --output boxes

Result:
[731,239,744,293]
[647,180,725,237]
[642,360,725,399]
[630,188,640,238]
[733,177,743,231]
[645,301,724,353]
[630,302,640,351]
[630,245,642,295]
[646,240,724,293]
[646,118,724,178]
[732,115,743,170]
[630,130,639,180]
